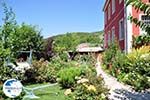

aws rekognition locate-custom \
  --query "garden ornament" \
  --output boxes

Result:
[5,50,33,73]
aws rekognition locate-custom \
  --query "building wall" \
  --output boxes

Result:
[104,0,125,50]
[132,0,149,36]
[103,0,149,52]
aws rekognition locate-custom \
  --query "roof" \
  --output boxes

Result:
[76,47,104,52]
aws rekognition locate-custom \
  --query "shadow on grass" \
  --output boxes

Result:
[111,89,150,100]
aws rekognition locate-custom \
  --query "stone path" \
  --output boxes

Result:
[96,62,150,100]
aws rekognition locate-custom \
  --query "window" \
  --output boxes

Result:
[111,27,115,42]
[141,15,150,25]
[112,0,115,14]
[108,4,111,20]
[104,11,107,24]
[119,19,125,40]
[108,31,111,44]
[119,0,123,4]
[140,15,150,34]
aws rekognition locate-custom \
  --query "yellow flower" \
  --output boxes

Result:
[87,85,96,92]
[83,83,88,88]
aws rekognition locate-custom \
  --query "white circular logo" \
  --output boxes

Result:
[3,79,23,98]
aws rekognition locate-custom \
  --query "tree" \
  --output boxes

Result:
[9,23,44,53]
[0,2,44,57]
[0,2,44,82]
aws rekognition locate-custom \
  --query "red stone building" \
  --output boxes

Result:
[103,0,150,53]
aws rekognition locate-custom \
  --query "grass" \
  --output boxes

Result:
[23,83,72,100]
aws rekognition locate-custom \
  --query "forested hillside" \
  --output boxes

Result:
[52,31,103,52]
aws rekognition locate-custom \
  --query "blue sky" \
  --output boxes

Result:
[0,0,105,38]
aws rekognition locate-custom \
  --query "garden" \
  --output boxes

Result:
[0,0,150,100]
[102,0,150,92]
[0,3,109,100]
[0,54,109,100]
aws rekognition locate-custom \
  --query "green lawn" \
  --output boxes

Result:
[23,83,72,100]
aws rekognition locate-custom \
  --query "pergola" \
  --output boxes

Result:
[68,47,104,60]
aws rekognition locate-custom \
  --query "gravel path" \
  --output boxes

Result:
[96,62,150,100]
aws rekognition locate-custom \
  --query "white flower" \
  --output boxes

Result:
[77,78,89,84]
[64,89,72,95]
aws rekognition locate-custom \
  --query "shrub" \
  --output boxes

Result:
[103,44,150,91]
[0,62,25,83]
[57,67,85,88]
[122,46,150,91]
[116,46,150,91]
[102,42,126,77]
[111,50,129,77]
[73,71,109,100]
[102,42,119,68]
[23,58,58,84]
[132,34,150,49]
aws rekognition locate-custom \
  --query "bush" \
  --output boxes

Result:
[121,46,150,91]
[102,42,119,68]
[132,34,150,49]
[111,50,129,77]
[57,67,85,88]
[73,71,109,100]
[23,58,58,84]
[0,62,25,83]
[102,42,125,77]
[103,44,150,91]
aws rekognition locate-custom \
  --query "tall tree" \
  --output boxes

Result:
[0,2,44,57]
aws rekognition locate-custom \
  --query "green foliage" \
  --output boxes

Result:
[111,51,128,77]
[132,34,150,48]
[0,3,44,57]
[73,70,109,100]
[23,59,57,83]
[126,0,150,15]
[53,31,103,53]
[0,3,44,83]
[102,42,119,68]
[57,67,84,88]
[103,42,150,91]
[0,43,10,60]
[0,60,25,84]
[0,2,17,50]
[102,42,128,77]
[9,23,44,53]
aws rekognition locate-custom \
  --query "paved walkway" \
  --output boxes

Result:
[96,62,150,100]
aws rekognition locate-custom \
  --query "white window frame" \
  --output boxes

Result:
[108,4,111,20]
[112,0,115,14]
[139,14,150,35]
[111,27,115,42]
[119,19,125,40]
